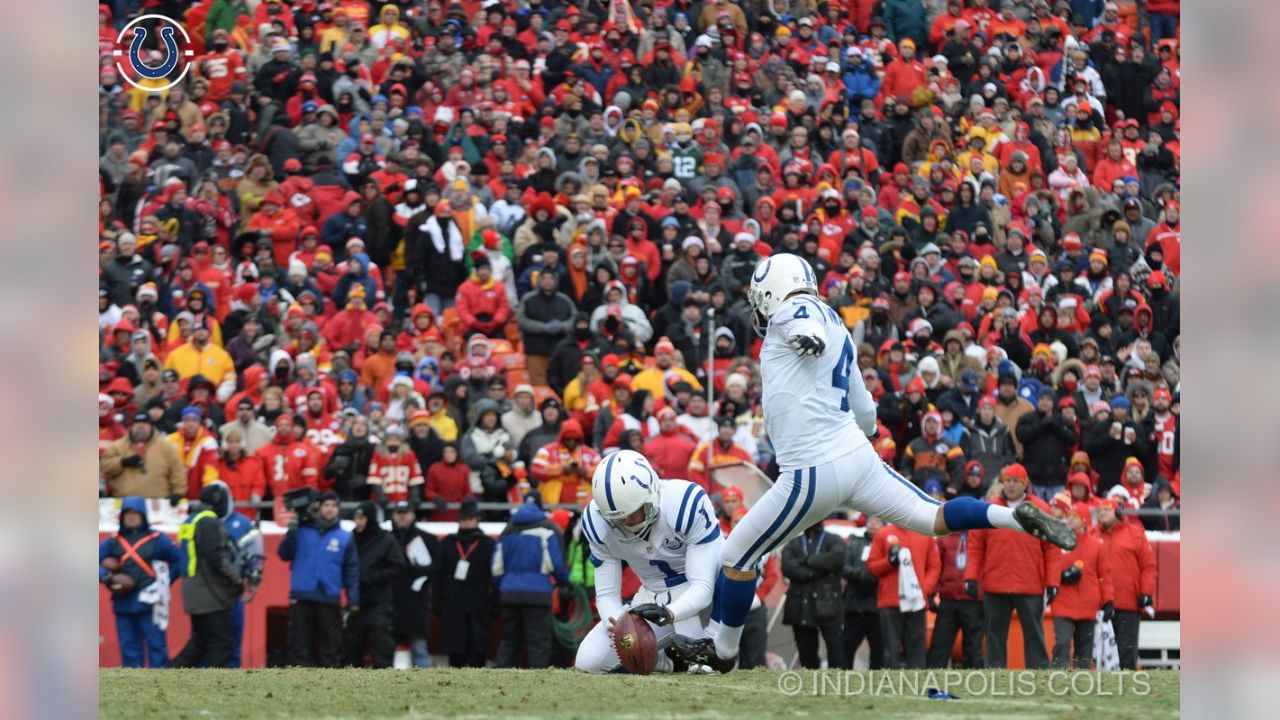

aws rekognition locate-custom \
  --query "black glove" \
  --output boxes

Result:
[556,585,574,605]
[1045,586,1058,605]
[964,580,978,598]
[628,603,674,627]
[434,496,447,511]
[927,593,940,613]
[792,333,826,357]
[1060,565,1083,585]
[121,455,144,468]
[888,545,901,567]
[169,494,184,507]
[1139,594,1152,608]
[1101,601,1115,623]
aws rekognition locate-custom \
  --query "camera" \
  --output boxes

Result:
[282,487,318,523]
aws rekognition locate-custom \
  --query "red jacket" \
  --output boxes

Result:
[1098,519,1157,611]
[641,429,698,481]
[964,496,1061,595]
[1053,528,1114,620]
[455,276,512,336]
[424,460,472,521]
[881,58,927,102]
[935,531,982,602]
[867,524,941,610]
[213,455,266,520]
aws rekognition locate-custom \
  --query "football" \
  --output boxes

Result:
[612,612,658,675]
[109,573,136,594]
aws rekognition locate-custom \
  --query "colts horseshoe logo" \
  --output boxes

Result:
[752,258,772,283]
[114,14,194,92]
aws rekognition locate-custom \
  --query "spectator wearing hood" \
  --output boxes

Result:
[425,442,471,521]
[461,399,515,489]
[324,414,377,501]
[589,280,653,346]
[279,491,360,667]
[962,397,1016,485]
[1141,477,1180,532]
[171,482,244,667]
[102,412,188,500]
[492,496,571,668]
[964,464,1060,669]
[501,384,543,450]
[100,497,184,667]
[902,410,964,487]
[1052,502,1114,669]
[530,419,600,506]
[343,502,406,668]
[1096,499,1157,669]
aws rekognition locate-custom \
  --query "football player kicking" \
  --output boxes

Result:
[574,450,723,674]
[669,254,1077,672]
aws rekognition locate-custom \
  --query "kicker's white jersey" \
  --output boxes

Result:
[761,294,877,470]
[581,479,721,593]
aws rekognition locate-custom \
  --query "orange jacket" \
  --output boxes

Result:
[867,524,941,610]
[965,496,1061,595]
[1099,519,1157,611]
[1052,529,1114,620]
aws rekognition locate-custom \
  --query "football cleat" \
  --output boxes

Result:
[667,635,736,674]
[1014,501,1077,551]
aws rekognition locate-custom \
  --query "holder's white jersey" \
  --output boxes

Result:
[581,479,721,594]
[761,294,877,471]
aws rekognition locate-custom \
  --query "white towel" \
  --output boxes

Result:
[1093,610,1120,671]
[137,560,171,632]
[897,548,925,613]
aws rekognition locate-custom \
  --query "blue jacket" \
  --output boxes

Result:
[492,503,569,605]
[843,65,882,104]
[100,497,183,615]
[279,520,360,606]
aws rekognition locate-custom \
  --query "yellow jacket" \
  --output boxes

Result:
[631,366,702,398]
[430,409,458,442]
[164,341,234,382]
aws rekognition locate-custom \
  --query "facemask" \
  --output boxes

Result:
[574,326,593,341]
[212,40,228,51]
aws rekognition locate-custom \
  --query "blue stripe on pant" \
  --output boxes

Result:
[756,466,818,559]
[881,461,941,506]
[733,467,816,570]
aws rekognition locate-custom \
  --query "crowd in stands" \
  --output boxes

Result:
[99,0,1181,528]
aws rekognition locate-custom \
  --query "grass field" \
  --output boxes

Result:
[100,668,1179,719]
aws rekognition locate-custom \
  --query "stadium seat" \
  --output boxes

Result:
[532,385,560,406]
[507,368,531,388]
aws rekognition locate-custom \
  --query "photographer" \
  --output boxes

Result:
[278,491,360,667]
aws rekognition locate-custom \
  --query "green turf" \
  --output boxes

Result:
[100,667,1179,719]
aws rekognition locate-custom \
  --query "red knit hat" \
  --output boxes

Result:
[1002,463,1028,483]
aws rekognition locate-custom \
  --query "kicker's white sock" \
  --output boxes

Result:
[715,624,743,660]
[653,652,674,674]
[988,504,1023,531]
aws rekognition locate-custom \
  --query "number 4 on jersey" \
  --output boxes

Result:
[831,337,854,411]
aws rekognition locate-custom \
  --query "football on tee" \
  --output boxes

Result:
[612,612,658,675]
